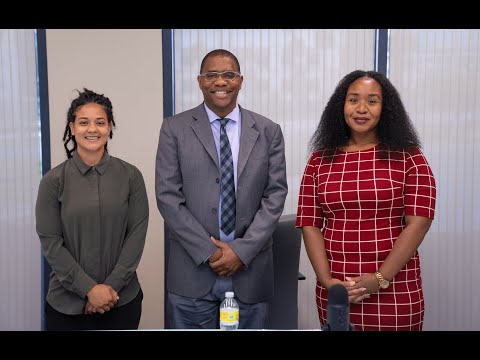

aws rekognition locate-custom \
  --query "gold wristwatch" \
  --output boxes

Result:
[375,271,390,289]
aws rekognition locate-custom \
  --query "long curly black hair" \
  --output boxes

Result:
[63,88,116,159]
[309,70,420,156]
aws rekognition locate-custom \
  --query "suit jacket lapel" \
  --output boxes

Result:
[238,107,259,179]
[191,104,219,169]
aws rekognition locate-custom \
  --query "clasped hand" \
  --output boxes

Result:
[208,236,245,277]
[84,284,119,315]
[327,273,379,304]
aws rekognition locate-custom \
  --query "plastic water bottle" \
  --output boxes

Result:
[219,291,239,330]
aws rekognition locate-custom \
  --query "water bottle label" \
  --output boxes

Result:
[220,309,239,323]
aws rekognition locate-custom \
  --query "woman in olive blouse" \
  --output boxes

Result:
[36,88,149,330]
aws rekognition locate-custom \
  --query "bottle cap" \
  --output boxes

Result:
[225,291,234,298]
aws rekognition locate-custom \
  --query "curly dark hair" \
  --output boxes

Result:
[200,49,241,74]
[309,70,420,155]
[63,88,116,159]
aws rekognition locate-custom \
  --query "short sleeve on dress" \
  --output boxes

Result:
[404,147,436,219]
[296,152,324,227]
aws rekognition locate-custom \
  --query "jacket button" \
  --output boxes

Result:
[216,178,220,183]
[212,208,217,214]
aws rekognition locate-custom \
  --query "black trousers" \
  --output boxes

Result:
[45,288,143,331]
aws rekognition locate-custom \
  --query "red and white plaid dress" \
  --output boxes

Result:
[296,145,436,331]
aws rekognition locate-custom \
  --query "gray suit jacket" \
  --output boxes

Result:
[155,103,288,303]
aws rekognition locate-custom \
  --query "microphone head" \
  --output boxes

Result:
[327,284,349,306]
[325,284,350,331]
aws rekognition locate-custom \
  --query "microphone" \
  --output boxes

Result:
[321,284,355,331]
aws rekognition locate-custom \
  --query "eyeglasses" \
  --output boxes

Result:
[198,71,242,81]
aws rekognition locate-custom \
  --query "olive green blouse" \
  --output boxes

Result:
[35,151,149,315]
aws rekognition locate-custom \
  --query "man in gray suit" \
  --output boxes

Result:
[155,49,288,329]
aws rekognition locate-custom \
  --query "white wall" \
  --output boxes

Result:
[389,29,480,330]
[46,29,164,329]
[0,29,42,331]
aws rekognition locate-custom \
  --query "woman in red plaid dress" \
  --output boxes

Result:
[296,70,436,331]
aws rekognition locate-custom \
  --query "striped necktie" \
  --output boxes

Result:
[218,118,236,235]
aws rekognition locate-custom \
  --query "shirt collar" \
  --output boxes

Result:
[72,151,110,175]
[203,103,240,124]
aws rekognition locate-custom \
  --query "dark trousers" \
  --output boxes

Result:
[45,288,143,331]
[167,277,268,329]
